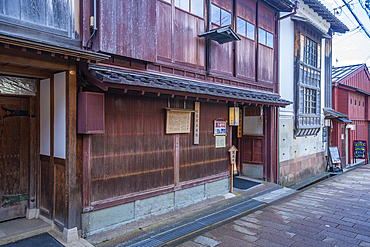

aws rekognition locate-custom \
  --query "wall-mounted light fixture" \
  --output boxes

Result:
[229,107,239,126]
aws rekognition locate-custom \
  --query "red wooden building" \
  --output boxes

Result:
[332,64,370,166]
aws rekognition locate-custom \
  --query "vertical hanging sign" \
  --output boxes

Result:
[194,102,200,144]
[237,108,242,138]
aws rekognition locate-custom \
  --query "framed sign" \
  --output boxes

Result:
[215,136,226,148]
[214,120,226,136]
[165,108,194,134]
[354,140,367,159]
[329,146,341,164]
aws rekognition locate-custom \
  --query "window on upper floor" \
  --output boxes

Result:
[294,32,322,137]
[304,88,317,114]
[175,0,204,18]
[236,17,255,40]
[258,28,273,48]
[355,100,357,105]
[351,99,352,104]
[300,35,321,69]
[211,4,231,26]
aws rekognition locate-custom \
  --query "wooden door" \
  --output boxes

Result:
[0,96,29,222]
[341,124,346,167]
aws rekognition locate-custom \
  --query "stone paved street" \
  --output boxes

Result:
[179,165,370,247]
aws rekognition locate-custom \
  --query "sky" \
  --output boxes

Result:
[320,0,370,67]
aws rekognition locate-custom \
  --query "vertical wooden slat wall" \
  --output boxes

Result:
[90,94,174,202]
[179,101,229,182]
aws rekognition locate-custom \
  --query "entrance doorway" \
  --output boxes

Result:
[0,96,30,222]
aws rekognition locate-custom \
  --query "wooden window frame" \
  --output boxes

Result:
[211,3,232,27]
[175,0,204,18]
[258,28,273,49]
[236,17,255,41]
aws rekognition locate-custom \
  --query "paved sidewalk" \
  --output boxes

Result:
[181,164,370,247]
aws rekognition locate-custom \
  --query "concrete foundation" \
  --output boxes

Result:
[82,177,229,236]
[242,163,263,179]
[62,227,78,243]
[280,152,326,187]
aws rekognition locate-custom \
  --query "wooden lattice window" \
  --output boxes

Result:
[304,88,317,114]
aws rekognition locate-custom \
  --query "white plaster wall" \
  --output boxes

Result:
[54,72,66,159]
[40,79,50,155]
[278,11,326,164]
[279,15,295,116]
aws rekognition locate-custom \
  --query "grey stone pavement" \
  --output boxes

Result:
[179,165,370,247]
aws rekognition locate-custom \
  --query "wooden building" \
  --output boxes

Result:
[78,0,294,236]
[0,0,109,243]
[278,0,348,187]
[332,64,370,166]
[0,0,294,240]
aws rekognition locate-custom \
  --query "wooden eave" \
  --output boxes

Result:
[291,16,331,38]
[84,65,292,107]
[0,32,110,62]
[301,0,349,33]
[261,0,295,12]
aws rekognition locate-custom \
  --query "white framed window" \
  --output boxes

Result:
[211,4,231,26]
[258,28,273,48]
[175,0,204,18]
[236,17,255,40]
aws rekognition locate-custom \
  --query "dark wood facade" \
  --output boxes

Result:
[78,0,292,220]
[0,0,109,241]
[82,0,279,92]
[0,0,293,239]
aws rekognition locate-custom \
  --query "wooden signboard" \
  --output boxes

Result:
[354,140,367,159]
[237,108,242,138]
[166,108,194,134]
[194,102,200,144]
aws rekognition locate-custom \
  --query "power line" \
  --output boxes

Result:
[333,28,361,44]
[341,0,370,39]
[334,0,358,27]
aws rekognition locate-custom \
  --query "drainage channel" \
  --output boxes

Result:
[126,199,264,247]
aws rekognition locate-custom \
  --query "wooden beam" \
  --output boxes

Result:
[0,47,69,70]
[0,65,54,78]
[65,60,78,229]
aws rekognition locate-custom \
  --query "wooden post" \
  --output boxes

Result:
[28,97,37,210]
[82,135,91,210]
[65,60,78,231]
[228,145,238,193]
